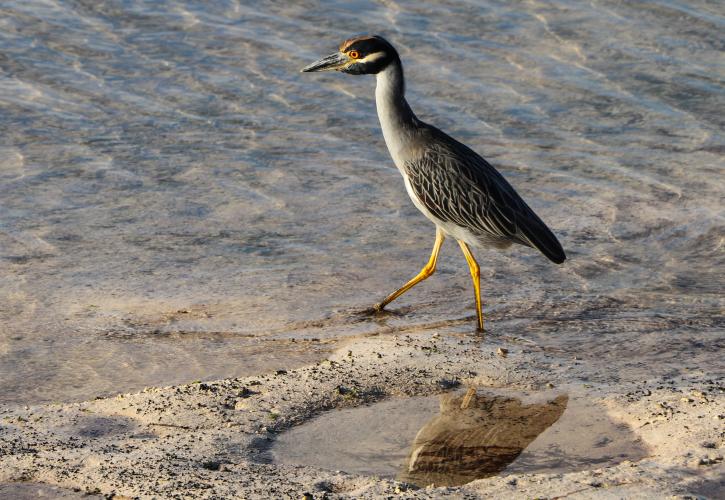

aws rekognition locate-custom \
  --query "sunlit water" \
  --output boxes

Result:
[0,0,723,405]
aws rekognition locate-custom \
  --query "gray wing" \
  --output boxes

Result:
[404,126,566,264]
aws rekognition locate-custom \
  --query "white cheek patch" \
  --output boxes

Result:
[358,51,386,64]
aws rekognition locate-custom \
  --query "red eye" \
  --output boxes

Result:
[349,50,360,59]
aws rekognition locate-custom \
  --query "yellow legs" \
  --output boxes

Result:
[375,227,445,311]
[458,240,484,332]
[374,227,485,332]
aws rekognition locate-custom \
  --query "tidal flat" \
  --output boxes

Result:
[0,0,723,497]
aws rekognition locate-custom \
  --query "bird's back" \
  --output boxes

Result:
[402,123,566,264]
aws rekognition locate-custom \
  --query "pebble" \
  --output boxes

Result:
[201,460,221,471]
[694,455,723,466]
[496,348,508,358]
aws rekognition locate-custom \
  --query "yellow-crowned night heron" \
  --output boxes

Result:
[302,35,566,331]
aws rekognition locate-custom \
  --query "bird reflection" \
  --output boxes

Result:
[398,389,568,487]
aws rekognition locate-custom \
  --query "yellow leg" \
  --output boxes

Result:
[458,240,484,332]
[375,227,445,311]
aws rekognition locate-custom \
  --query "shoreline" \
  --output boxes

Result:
[1,330,722,498]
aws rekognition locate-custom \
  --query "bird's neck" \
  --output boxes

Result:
[375,59,417,162]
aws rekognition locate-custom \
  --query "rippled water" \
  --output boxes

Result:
[1,0,723,405]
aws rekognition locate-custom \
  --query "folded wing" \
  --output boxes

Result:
[404,125,566,264]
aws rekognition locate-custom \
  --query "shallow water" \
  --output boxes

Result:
[0,0,723,405]
[0,482,99,499]
[270,388,648,486]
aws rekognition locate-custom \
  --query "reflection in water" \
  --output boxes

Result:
[270,389,647,483]
[398,389,567,487]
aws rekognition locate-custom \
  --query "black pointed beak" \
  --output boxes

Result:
[300,52,349,73]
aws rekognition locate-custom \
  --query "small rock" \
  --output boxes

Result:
[201,460,221,471]
[547,382,555,389]
[300,493,314,500]
[702,441,716,449]
[437,378,460,389]
[698,455,723,466]
[496,348,508,358]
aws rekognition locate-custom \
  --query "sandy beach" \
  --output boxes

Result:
[1,329,723,498]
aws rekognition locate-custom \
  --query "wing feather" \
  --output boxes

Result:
[404,125,566,264]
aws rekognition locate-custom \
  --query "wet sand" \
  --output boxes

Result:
[1,332,722,498]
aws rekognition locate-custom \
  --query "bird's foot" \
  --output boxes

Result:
[358,303,404,318]
[356,303,386,317]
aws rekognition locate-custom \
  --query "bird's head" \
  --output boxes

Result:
[301,35,398,75]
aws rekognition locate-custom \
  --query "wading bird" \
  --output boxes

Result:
[302,35,565,331]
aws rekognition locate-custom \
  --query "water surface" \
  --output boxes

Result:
[270,388,648,486]
[0,0,723,404]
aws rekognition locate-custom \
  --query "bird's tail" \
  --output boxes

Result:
[518,217,566,264]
